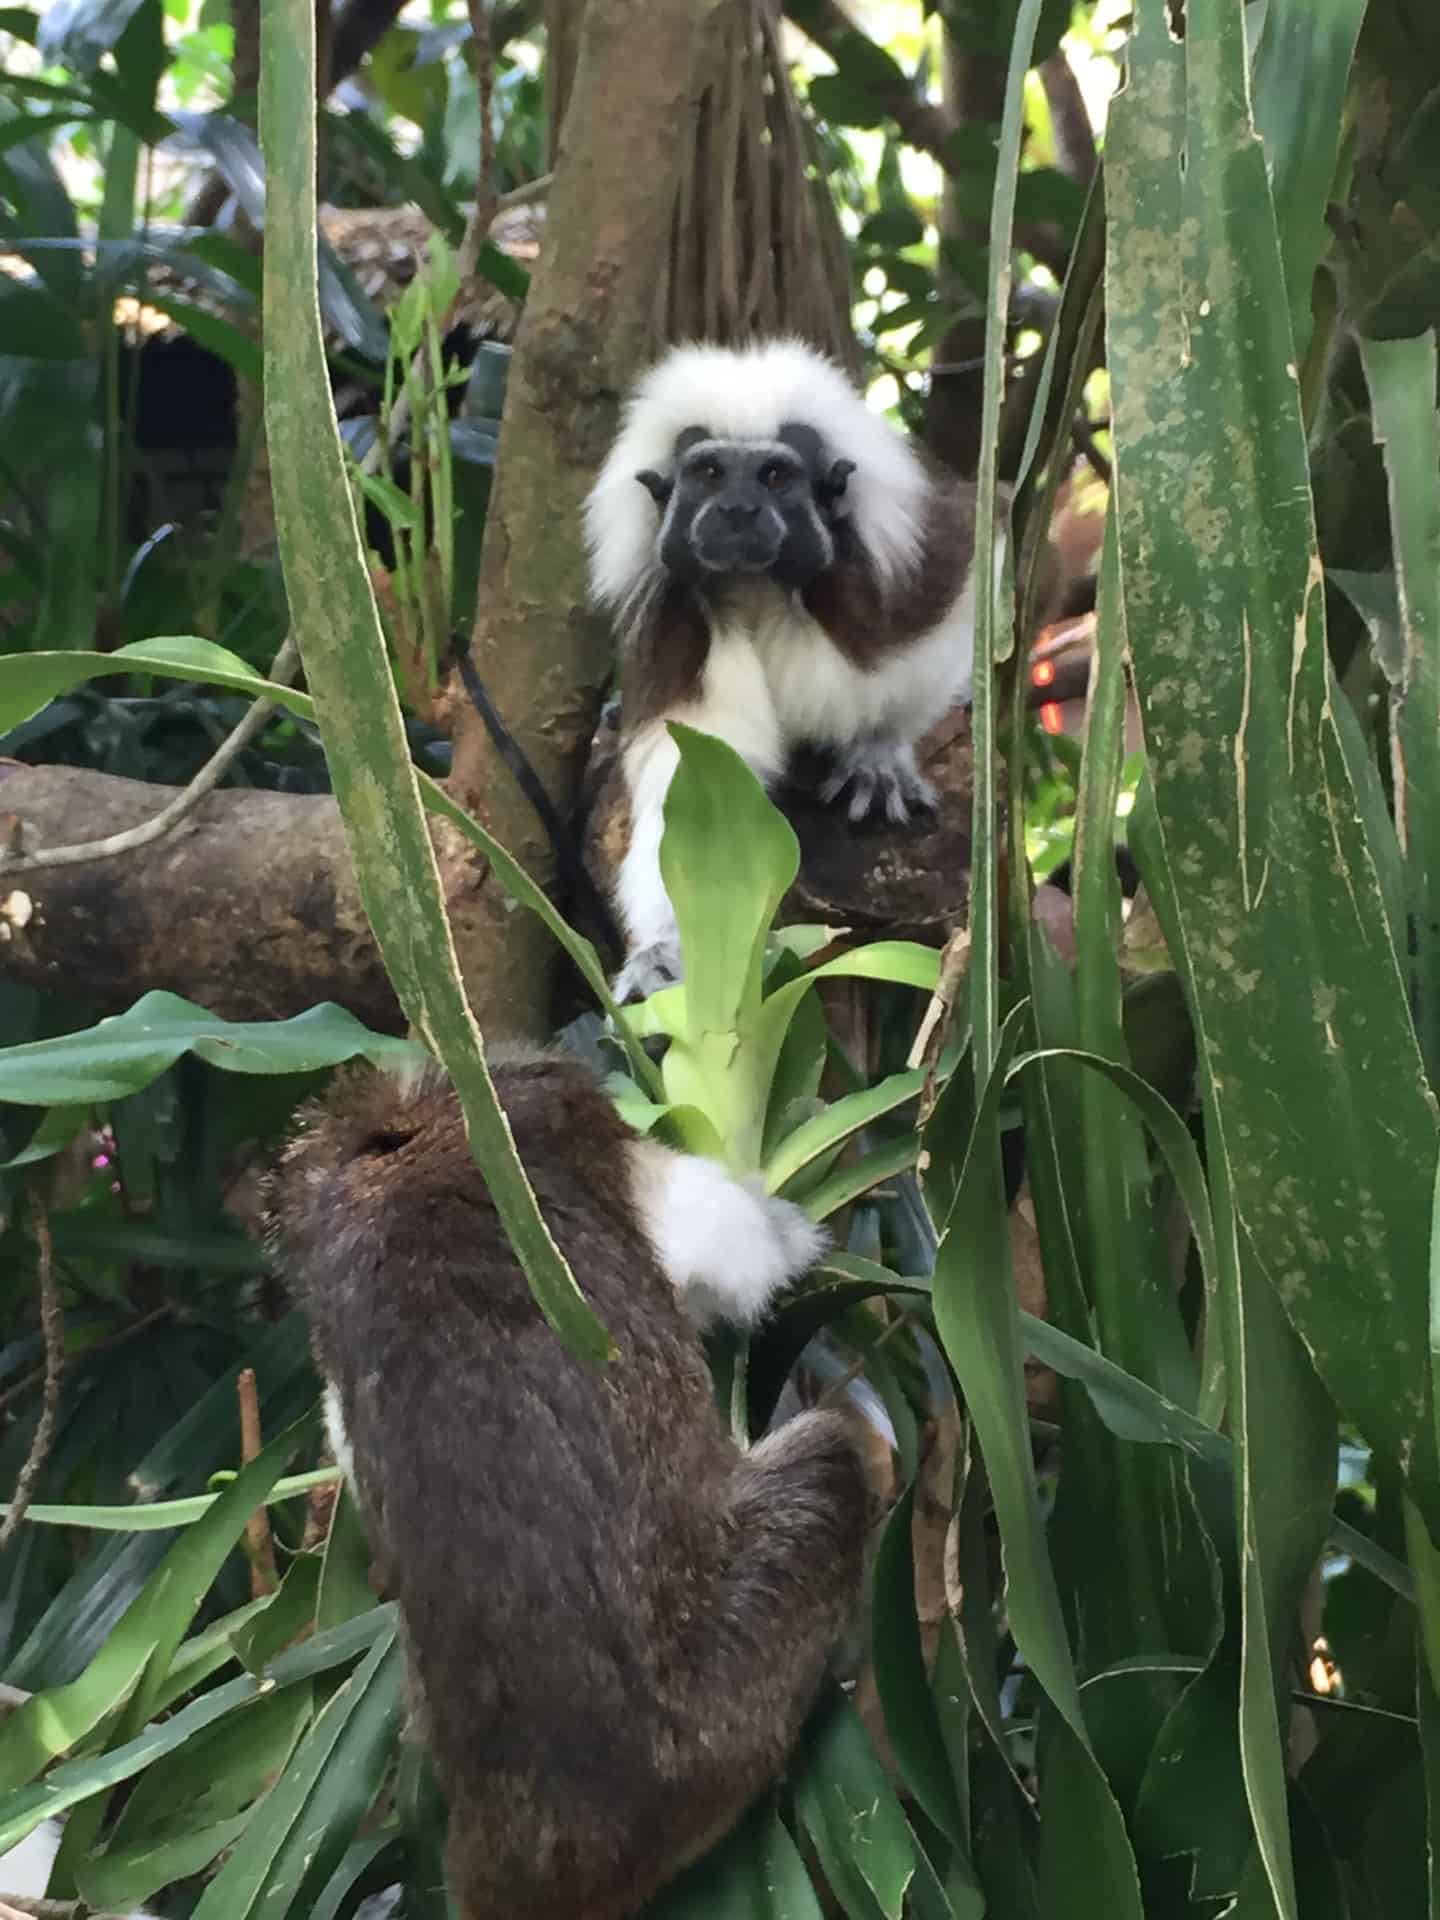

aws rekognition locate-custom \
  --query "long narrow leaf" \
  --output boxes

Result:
[259,0,610,1365]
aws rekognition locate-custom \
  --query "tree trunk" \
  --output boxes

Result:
[445,0,726,1037]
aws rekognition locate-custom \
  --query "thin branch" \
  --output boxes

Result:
[238,1367,279,1596]
[466,0,499,267]
[495,171,552,212]
[787,0,958,159]
[787,0,1074,281]
[908,925,971,1126]
[0,1192,65,1553]
[0,638,299,875]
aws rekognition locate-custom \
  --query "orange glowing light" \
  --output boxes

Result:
[1031,658,1056,687]
[1040,702,1064,734]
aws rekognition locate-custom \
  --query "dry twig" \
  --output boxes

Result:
[237,1366,279,1596]
[0,1191,65,1552]
[0,638,300,876]
[908,926,972,1125]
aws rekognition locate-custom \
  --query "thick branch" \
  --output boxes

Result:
[0,766,399,1028]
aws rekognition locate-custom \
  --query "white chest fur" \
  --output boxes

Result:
[694,579,976,758]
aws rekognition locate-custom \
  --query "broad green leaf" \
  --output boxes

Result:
[1071,515,1198,1409]
[802,1136,920,1224]
[794,1689,916,1920]
[230,1553,324,1673]
[1251,0,1368,365]
[1010,1047,1218,1323]
[1109,0,1440,1520]
[663,723,800,1037]
[0,1671,260,1857]
[0,1412,316,1793]
[136,291,263,381]
[77,1685,312,1909]
[870,1484,965,1848]
[926,1005,1143,1916]
[765,1068,925,1196]
[650,1801,824,1919]
[259,0,610,1366]
[191,1627,403,1920]
[316,1482,377,1633]
[0,993,418,1107]
[1360,332,1440,1090]
[308,1831,402,1920]
[0,635,311,736]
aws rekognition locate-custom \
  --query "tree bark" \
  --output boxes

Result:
[445,0,726,1038]
[543,0,585,164]
[0,766,399,1029]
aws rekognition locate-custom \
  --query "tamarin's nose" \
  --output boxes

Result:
[721,499,761,524]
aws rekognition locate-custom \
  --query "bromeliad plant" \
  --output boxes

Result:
[612,724,946,1201]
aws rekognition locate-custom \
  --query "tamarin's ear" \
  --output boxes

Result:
[817,457,855,512]
[636,469,672,507]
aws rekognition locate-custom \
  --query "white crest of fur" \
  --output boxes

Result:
[584,338,930,619]
[628,1138,827,1329]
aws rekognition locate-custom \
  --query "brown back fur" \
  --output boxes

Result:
[270,1051,869,1920]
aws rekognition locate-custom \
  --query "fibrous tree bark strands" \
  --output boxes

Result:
[653,0,855,371]
[717,13,744,334]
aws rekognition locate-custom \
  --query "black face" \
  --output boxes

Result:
[636,425,855,591]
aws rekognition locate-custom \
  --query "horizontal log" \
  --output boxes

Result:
[0,764,401,1030]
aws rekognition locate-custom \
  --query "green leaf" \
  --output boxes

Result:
[135,290,263,381]
[0,993,418,1106]
[191,1627,403,1920]
[0,1412,317,1794]
[870,1483,966,1847]
[2,1467,338,1532]
[794,1689,917,1919]
[77,1685,312,1910]
[926,1007,1143,1915]
[1109,0,1440,1519]
[650,1801,824,1919]
[1360,332,1440,1091]
[0,275,88,358]
[37,0,151,72]
[259,0,612,1368]
[765,1068,925,1196]
[0,635,303,736]
[315,1483,377,1633]
[802,1135,920,1224]
[663,723,800,1037]
[0,634,657,1096]
[1251,0,1368,365]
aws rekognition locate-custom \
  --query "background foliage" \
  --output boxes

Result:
[1,0,1440,1915]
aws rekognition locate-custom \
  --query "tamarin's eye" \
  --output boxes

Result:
[758,463,787,490]
[699,460,724,484]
